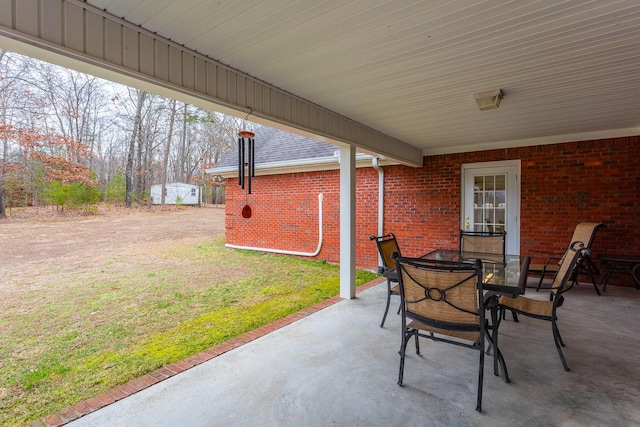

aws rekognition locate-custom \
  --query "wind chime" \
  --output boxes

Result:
[237,129,255,218]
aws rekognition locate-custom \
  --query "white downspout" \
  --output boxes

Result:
[372,158,384,270]
[372,158,384,237]
[225,193,324,257]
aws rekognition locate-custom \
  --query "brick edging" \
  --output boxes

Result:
[30,277,385,427]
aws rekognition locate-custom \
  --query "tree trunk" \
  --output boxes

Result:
[135,123,144,201]
[161,99,177,205]
[179,103,188,182]
[0,188,6,219]
[126,90,147,208]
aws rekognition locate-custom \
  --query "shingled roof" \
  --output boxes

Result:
[212,126,337,169]
[207,126,383,178]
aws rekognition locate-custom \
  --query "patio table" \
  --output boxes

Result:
[598,254,640,290]
[421,249,531,383]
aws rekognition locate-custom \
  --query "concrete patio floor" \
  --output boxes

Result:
[64,278,640,427]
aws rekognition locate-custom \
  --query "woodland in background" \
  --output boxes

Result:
[0,50,242,218]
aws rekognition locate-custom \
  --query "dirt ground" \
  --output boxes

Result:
[0,205,226,293]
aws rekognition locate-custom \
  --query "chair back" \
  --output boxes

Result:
[370,233,401,271]
[551,242,591,298]
[396,257,483,338]
[460,231,506,262]
[570,222,603,249]
[555,222,602,266]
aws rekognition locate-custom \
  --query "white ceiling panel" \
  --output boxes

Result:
[84,0,640,154]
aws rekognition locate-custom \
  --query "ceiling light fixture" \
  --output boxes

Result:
[473,89,503,111]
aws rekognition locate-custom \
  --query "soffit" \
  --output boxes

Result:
[76,1,640,154]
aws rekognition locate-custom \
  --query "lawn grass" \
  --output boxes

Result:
[0,238,378,426]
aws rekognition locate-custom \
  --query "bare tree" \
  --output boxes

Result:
[0,51,239,211]
[0,49,9,218]
[125,89,147,208]
[0,49,32,216]
[160,99,178,205]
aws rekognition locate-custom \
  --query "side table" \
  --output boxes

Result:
[598,255,640,291]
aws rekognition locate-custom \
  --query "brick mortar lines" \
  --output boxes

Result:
[30,277,385,427]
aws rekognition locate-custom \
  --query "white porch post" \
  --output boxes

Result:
[340,145,356,299]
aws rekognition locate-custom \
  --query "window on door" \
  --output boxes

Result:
[462,160,520,254]
[472,174,506,233]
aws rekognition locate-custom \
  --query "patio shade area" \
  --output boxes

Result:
[64,279,639,426]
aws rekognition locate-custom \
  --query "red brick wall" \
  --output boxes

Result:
[225,136,640,285]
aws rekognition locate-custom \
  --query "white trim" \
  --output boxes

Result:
[206,153,398,177]
[423,128,640,156]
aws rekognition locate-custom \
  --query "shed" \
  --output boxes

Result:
[150,183,200,205]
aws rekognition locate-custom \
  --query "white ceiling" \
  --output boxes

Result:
[84,0,640,155]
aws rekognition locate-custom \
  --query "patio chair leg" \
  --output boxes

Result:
[486,305,501,355]
[490,310,510,382]
[476,340,485,412]
[552,321,570,372]
[588,268,602,296]
[535,270,548,291]
[494,345,510,383]
[554,321,565,347]
[398,330,409,385]
[380,279,392,328]
[500,309,519,322]
[580,256,602,295]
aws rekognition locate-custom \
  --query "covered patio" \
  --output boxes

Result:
[3,2,639,425]
[59,279,640,426]
[2,1,640,297]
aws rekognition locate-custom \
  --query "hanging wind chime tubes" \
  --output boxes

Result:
[237,130,255,194]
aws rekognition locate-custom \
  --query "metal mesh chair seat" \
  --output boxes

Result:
[498,242,590,372]
[396,256,487,412]
[407,320,481,343]
[498,295,554,318]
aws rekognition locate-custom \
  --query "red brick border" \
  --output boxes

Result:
[30,277,385,426]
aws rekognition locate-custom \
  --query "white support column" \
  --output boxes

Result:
[340,145,356,299]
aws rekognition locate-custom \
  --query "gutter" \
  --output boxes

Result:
[225,193,324,257]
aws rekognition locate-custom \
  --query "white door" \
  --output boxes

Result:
[462,161,520,255]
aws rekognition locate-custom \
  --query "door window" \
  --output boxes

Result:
[462,161,520,254]
[472,174,506,233]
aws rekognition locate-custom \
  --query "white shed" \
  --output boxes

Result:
[150,183,200,205]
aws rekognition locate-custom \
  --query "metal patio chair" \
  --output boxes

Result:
[370,233,402,328]
[498,242,590,371]
[460,230,507,264]
[529,222,603,294]
[395,256,488,412]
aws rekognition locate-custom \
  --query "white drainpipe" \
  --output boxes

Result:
[225,193,324,257]
[372,158,385,270]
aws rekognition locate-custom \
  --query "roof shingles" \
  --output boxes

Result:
[213,126,337,169]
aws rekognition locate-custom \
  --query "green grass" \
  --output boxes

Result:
[0,238,378,426]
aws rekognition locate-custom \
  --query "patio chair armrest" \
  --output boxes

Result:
[530,251,563,266]
[381,267,398,281]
